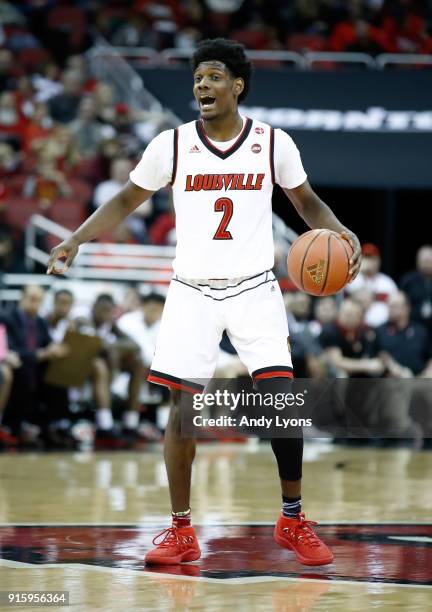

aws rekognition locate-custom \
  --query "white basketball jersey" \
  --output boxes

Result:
[171,118,275,279]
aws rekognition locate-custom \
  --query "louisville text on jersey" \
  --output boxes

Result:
[185,173,265,192]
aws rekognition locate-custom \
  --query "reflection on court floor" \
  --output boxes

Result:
[0,445,431,611]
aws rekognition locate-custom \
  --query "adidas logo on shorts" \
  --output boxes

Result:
[189,145,201,153]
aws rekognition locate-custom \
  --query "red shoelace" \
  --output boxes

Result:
[152,527,194,549]
[282,513,321,547]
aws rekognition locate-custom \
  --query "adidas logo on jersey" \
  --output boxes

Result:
[307,260,325,286]
[189,145,201,153]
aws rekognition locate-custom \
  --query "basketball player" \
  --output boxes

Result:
[48,39,361,566]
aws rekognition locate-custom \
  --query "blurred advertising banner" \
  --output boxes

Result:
[140,68,432,189]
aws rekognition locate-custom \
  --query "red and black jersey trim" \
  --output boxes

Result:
[269,127,275,185]
[195,117,253,159]
[171,128,179,185]
[148,369,204,395]
[252,365,294,381]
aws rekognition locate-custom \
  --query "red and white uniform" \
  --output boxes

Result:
[130,117,307,392]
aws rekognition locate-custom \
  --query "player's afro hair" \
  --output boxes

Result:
[191,38,253,103]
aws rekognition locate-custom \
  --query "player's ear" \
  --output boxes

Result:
[234,78,244,97]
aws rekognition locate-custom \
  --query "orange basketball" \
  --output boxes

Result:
[287,229,353,296]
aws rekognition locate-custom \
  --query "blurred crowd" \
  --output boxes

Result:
[0,242,431,452]
[1,0,431,271]
[0,0,432,452]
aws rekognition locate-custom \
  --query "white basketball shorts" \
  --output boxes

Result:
[147,270,293,394]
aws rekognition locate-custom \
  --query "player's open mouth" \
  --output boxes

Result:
[199,96,216,109]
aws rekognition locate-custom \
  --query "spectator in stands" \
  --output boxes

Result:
[284,290,324,378]
[23,149,72,207]
[319,298,387,442]
[346,243,398,327]
[94,82,117,125]
[32,61,62,103]
[117,291,165,369]
[112,103,142,157]
[111,12,158,48]
[319,299,383,378]
[400,245,432,338]
[0,91,26,144]
[70,95,115,159]
[0,323,21,449]
[0,49,17,92]
[81,293,147,442]
[310,296,338,338]
[0,142,21,178]
[45,288,131,448]
[45,288,76,343]
[1,285,70,445]
[377,291,432,379]
[374,291,430,444]
[0,225,26,273]
[23,101,53,152]
[93,157,149,243]
[48,69,83,124]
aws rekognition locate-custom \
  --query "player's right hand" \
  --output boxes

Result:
[47,237,80,275]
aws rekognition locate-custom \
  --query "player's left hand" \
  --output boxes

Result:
[340,230,361,282]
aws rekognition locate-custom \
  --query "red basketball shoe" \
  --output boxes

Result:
[145,526,201,565]
[274,512,334,566]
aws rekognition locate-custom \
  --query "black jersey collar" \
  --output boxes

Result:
[195,117,253,159]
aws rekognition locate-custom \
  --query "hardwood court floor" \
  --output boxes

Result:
[0,444,431,611]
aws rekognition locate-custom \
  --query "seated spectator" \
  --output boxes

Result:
[329,17,392,54]
[377,292,432,378]
[310,296,338,337]
[23,149,72,208]
[111,12,158,48]
[346,243,398,327]
[0,225,26,273]
[70,95,115,160]
[374,291,430,444]
[319,299,385,442]
[0,91,26,144]
[45,289,132,449]
[0,48,18,92]
[48,69,83,124]
[117,291,165,369]
[112,103,142,157]
[94,82,117,125]
[1,285,70,445]
[0,323,21,449]
[23,102,53,152]
[400,245,432,339]
[78,293,147,443]
[93,157,150,243]
[0,142,21,178]
[319,299,382,378]
[284,290,324,377]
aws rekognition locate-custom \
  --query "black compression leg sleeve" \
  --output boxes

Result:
[255,377,304,481]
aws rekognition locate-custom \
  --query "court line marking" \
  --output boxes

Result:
[0,559,431,589]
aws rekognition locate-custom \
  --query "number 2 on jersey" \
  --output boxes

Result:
[213,197,233,240]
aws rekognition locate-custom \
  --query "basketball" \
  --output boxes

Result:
[287,229,353,296]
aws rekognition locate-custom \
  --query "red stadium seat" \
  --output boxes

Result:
[18,48,51,71]
[68,178,93,204]
[48,198,86,230]
[5,174,27,196]
[3,197,43,230]
[286,34,326,52]
[47,6,86,31]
